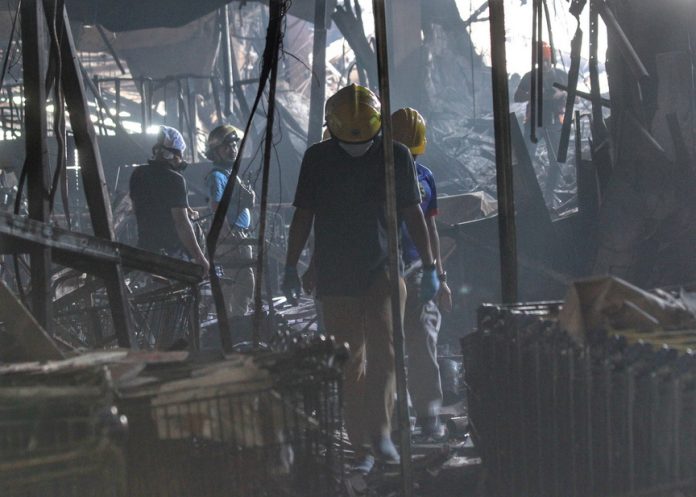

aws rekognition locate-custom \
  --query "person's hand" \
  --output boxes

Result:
[282,265,302,305]
[437,281,453,312]
[187,207,200,220]
[419,267,440,303]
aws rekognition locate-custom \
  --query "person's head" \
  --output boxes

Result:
[325,84,381,144]
[541,41,553,73]
[391,107,427,158]
[206,124,242,165]
[152,126,187,171]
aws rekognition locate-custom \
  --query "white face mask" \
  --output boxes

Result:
[338,140,374,157]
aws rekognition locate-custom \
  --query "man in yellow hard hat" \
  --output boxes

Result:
[283,84,439,474]
[392,107,452,440]
[205,124,256,318]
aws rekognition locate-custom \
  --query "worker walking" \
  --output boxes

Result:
[513,41,568,157]
[129,126,209,273]
[392,108,452,439]
[282,84,439,474]
[205,125,256,318]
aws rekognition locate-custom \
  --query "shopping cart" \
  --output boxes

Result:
[0,365,127,497]
[119,338,346,497]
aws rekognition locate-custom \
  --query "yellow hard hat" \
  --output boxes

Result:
[206,124,243,161]
[391,107,427,156]
[325,84,381,143]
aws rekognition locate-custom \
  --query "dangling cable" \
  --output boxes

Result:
[207,0,289,351]
[0,0,21,90]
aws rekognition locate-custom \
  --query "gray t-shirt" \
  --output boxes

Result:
[293,136,421,297]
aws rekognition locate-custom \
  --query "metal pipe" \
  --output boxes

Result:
[556,27,584,163]
[595,0,650,82]
[372,0,413,494]
[252,0,283,349]
[488,0,518,303]
[21,0,52,329]
[220,4,234,117]
[530,0,538,144]
[307,0,327,145]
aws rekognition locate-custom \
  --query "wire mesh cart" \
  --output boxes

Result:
[118,338,347,497]
[54,279,199,350]
[0,364,127,497]
[463,301,696,497]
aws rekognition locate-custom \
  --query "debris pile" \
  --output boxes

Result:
[0,339,347,497]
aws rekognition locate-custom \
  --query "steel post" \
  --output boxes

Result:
[488,0,518,303]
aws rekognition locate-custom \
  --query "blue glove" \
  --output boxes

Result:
[282,265,301,305]
[419,266,440,303]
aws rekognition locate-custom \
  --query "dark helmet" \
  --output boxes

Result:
[206,124,242,162]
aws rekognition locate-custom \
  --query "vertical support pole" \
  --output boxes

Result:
[229,38,252,122]
[21,0,52,330]
[252,11,281,350]
[139,79,147,133]
[307,0,327,145]
[220,4,234,117]
[115,78,121,123]
[186,78,198,162]
[146,79,153,127]
[372,1,413,495]
[51,2,136,348]
[177,80,185,134]
[489,0,518,303]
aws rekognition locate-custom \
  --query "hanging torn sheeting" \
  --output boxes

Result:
[591,0,696,288]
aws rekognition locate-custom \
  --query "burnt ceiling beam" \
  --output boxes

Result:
[45,0,137,347]
[0,213,204,284]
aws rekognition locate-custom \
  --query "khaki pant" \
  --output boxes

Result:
[404,270,443,418]
[217,230,254,317]
[322,271,406,448]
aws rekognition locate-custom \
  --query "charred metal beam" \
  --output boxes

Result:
[219,4,234,117]
[595,0,650,82]
[373,0,414,494]
[21,0,52,330]
[307,0,327,145]
[557,27,583,163]
[332,3,378,88]
[251,0,281,349]
[554,82,611,108]
[48,2,136,348]
[0,212,204,284]
[489,0,518,303]
[96,25,126,76]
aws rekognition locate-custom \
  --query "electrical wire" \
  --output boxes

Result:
[0,0,21,90]
[207,0,291,350]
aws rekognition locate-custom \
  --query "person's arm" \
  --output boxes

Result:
[171,207,210,273]
[402,204,434,267]
[426,215,453,311]
[285,208,314,267]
